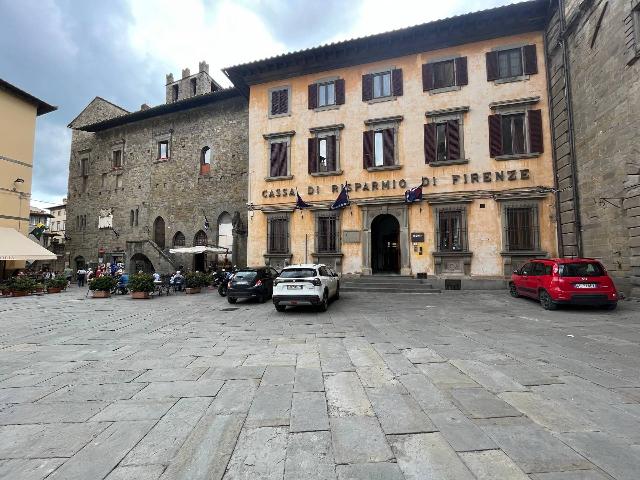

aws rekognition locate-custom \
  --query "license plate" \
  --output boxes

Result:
[575,283,597,288]
[287,285,302,290]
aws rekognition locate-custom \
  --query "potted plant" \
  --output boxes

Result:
[10,277,36,297]
[34,282,45,294]
[88,276,117,298]
[185,272,206,294]
[46,276,67,293]
[0,282,11,296]
[128,273,154,299]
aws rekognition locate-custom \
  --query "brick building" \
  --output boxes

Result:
[65,62,249,274]
[546,0,640,296]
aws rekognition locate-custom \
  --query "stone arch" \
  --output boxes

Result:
[153,216,165,249]
[172,231,185,247]
[130,253,154,274]
[361,204,410,275]
[217,212,233,252]
[194,230,208,246]
[74,255,86,270]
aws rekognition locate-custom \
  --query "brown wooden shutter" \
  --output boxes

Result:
[277,141,288,176]
[271,91,279,115]
[486,51,499,81]
[455,57,468,86]
[362,74,373,101]
[488,114,503,157]
[446,120,461,160]
[308,137,317,173]
[392,69,403,96]
[383,128,395,166]
[269,143,279,177]
[422,63,434,91]
[308,84,317,110]
[279,90,288,114]
[327,135,337,171]
[523,45,538,75]
[363,131,374,168]
[335,79,345,105]
[424,123,436,164]
[528,109,544,154]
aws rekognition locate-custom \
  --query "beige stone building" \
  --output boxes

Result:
[225,1,557,287]
[0,78,56,275]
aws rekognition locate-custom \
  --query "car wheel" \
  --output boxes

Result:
[227,297,237,304]
[509,283,519,298]
[334,283,340,300]
[275,304,286,312]
[318,291,329,312]
[605,303,617,311]
[539,290,557,311]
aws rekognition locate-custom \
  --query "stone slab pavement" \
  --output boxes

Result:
[0,287,639,479]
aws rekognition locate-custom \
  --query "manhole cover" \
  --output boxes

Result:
[219,307,239,312]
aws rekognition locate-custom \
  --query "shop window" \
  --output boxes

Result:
[316,212,339,253]
[267,216,289,254]
[436,208,468,252]
[173,231,185,247]
[504,204,540,251]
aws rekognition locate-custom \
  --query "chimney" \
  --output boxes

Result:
[182,68,191,79]
[166,73,174,84]
[199,61,209,74]
[140,103,150,111]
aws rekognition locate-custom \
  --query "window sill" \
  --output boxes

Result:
[268,112,291,119]
[500,250,546,257]
[310,170,343,177]
[265,175,294,182]
[366,165,402,172]
[433,251,473,257]
[427,85,461,95]
[111,166,124,171]
[494,153,540,161]
[312,252,343,257]
[429,159,469,167]
[154,158,170,164]
[314,105,340,113]
[494,75,530,85]
[366,95,397,105]
[264,252,292,258]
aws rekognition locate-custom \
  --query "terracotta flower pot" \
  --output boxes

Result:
[35,287,44,293]
[92,290,111,298]
[131,291,150,299]
[185,287,201,294]
[47,287,62,294]
[12,290,29,297]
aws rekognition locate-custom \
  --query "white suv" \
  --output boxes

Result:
[272,264,339,312]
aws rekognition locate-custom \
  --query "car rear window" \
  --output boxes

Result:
[234,271,257,282]
[279,268,316,278]
[558,262,604,277]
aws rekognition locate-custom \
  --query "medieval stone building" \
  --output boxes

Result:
[65,62,248,274]
[546,0,640,296]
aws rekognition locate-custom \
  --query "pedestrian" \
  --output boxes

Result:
[63,266,73,287]
[77,267,87,287]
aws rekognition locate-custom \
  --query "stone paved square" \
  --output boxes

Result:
[1,288,639,479]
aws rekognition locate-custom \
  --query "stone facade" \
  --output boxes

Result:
[546,0,640,296]
[65,67,249,274]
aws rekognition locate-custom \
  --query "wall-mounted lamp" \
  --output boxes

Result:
[14,178,25,184]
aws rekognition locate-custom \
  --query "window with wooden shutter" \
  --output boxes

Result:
[308,84,317,109]
[391,69,403,96]
[424,124,436,163]
[326,135,337,171]
[488,114,502,157]
[363,130,374,168]
[455,57,468,86]
[372,71,391,98]
[422,63,434,91]
[446,120,461,161]
[501,113,526,155]
[335,79,345,105]
[486,51,499,81]
[527,109,544,154]
[625,2,640,65]
[362,74,373,101]
[523,45,538,75]
[308,137,317,173]
[382,128,395,166]
[270,88,289,116]
[269,142,288,177]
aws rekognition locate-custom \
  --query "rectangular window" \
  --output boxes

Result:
[497,48,523,79]
[158,141,169,159]
[269,141,288,177]
[432,60,455,89]
[267,217,289,254]
[317,82,335,107]
[374,131,384,166]
[190,78,197,96]
[112,150,122,169]
[116,175,123,189]
[270,88,289,116]
[316,213,339,253]
[172,84,179,102]
[505,206,539,251]
[372,71,391,98]
[501,113,526,155]
[318,137,328,172]
[435,123,448,162]
[80,158,89,177]
[437,209,467,252]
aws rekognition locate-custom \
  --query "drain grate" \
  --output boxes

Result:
[445,279,461,290]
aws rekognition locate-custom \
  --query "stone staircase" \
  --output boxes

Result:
[340,275,441,294]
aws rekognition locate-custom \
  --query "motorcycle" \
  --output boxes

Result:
[217,269,235,297]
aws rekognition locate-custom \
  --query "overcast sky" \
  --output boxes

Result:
[0,0,524,209]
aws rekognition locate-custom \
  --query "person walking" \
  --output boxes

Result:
[77,267,87,287]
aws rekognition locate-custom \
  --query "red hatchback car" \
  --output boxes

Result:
[510,258,618,310]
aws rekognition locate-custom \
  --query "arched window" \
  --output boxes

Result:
[153,216,165,249]
[194,230,208,246]
[173,231,185,247]
[217,212,233,253]
[200,147,211,175]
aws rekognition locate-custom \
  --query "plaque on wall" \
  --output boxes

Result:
[411,232,425,243]
[343,230,361,244]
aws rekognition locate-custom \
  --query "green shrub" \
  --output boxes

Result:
[128,273,154,292]
[10,276,36,292]
[46,276,67,289]
[88,276,117,291]
[185,271,208,288]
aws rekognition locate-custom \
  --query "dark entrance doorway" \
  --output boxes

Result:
[194,253,205,272]
[153,217,165,249]
[130,253,154,274]
[371,214,400,274]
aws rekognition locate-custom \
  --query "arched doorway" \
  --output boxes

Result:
[153,217,165,249]
[74,256,86,270]
[130,253,154,274]
[371,214,400,274]
[193,230,208,272]
[217,212,232,265]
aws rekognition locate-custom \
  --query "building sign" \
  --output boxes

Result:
[261,169,531,198]
[411,232,425,243]
[343,230,361,244]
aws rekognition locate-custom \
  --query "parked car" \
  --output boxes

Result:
[509,258,618,310]
[272,264,339,312]
[227,266,279,304]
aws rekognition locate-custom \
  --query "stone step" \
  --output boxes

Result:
[341,281,435,289]
[341,286,441,294]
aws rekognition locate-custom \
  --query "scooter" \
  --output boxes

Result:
[217,270,235,297]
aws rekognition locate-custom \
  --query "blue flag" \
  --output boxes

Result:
[330,183,350,210]
[405,185,423,203]
[295,192,312,209]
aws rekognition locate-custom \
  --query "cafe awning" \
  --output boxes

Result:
[169,245,230,255]
[0,227,57,261]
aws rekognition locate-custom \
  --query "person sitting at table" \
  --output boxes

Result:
[153,271,161,283]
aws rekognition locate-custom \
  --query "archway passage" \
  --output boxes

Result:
[74,256,86,270]
[130,253,154,274]
[371,214,400,274]
[153,217,165,249]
